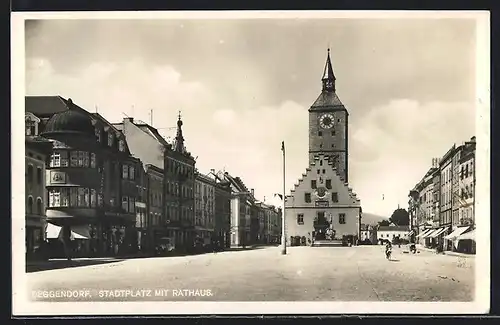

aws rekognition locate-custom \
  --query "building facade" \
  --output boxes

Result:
[144,164,164,250]
[26,96,139,258]
[439,146,455,250]
[194,172,216,245]
[285,50,361,246]
[458,138,476,227]
[211,171,232,248]
[451,145,464,227]
[164,114,196,250]
[376,225,410,244]
[25,123,52,261]
[360,224,377,244]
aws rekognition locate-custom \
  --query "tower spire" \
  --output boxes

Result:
[174,110,185,153]
[322,48,336,92]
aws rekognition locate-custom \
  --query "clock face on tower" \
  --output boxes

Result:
[319,114,334,129]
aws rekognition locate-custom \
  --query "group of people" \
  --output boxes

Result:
[384,241,417,260]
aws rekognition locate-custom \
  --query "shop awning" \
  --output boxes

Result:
[46,223,62,239]
[456,229,475,241]
[416,229,433,238]
[422,228,438,238]
[71,225,90,239]
[428,227,447,238]
[444,226,470,240]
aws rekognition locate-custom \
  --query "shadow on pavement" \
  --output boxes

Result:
[26,259,124,273]
[389,259,400,262]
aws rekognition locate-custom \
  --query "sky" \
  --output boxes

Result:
[24,16,477,217]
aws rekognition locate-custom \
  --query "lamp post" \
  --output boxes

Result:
[281,141,287,255]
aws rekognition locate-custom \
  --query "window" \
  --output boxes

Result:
[90,153,96,168]
[326,179,332,189]
[318,131,323,136]
[129,166,135,180]
[83,152,89,167]
[70,188,77,207]
[331,130,336,136]
[297,214,304,225]
[98,193,103,207]
[27,197,33,214]
[331,144,335,148]
[95,128,101,142]
[319,160,323,166]
[322,169,326,174]
[317,169,320,175]
[305,193,311,203]
[339,213,346,224]
[60,151,68,167]
[61,188,69,207]
[122,165,128,179]
[122,196,129,212]
[311,180,317,189]
[50,153,60,167]
[129,197,135,213]
[36,198,43,215]
[70,151,78,167]
[49,191,60,207]
[77,188,85,207]
[84,188,90,207]
[332,192,338,203]
[119,140,125,152]
[27,165,34,183]
[108,132,114,147]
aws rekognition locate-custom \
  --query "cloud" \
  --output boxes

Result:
[348,99,475,216]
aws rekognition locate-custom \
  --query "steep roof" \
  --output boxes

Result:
[25,96,69,117]
[377,225,409,232]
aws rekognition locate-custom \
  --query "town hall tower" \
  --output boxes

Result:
[309,49,349,183]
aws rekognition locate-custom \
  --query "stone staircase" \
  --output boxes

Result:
[311,240,344,247]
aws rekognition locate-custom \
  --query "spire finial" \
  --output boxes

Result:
[178,110,182,121]
[321,49,336,92]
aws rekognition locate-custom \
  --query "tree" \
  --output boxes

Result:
[378,219,390,227]
[389,208,410,226]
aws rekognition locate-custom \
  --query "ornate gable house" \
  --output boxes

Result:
[285,50,362,246]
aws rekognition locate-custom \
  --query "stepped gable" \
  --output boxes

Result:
[289,153,360,205]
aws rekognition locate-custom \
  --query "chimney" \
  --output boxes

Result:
[125,117,134,124]
[251,188,254,196]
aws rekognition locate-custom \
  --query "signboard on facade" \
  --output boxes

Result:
[315,200,329,207]
[50,171,66,184]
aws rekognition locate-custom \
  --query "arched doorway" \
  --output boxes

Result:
[313,212,330,240]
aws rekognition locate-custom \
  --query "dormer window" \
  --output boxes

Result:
[119,140,125,152]
[107,132,114,147]
[95,128,102,142]
[25,114,39,136]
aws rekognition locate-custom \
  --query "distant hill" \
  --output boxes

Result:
[361,212,389,226]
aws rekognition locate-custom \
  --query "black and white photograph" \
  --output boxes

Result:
[12,11,490,315]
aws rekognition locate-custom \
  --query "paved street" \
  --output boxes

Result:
[27,246,474,302]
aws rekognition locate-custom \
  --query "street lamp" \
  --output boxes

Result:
[280,141,286,255]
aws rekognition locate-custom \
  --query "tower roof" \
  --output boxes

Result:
[173,111,186,153]
[310,49,346,111]
[322,48,336,82]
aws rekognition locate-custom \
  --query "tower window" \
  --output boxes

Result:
[337,119,341,123]
[319,160,323,166]
[331,144,335,148]
[322,169,326,174]
[317,169,320,175]
[331,130,336,136]
[318,131,323,136]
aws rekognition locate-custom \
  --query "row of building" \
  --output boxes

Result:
[407,136,476,254]
[25,96,282,261]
